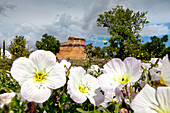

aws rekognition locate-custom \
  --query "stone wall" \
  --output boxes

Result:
[56,37,86,60]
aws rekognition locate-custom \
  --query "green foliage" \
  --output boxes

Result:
[167,46,170,59]
[93,46,105,58]
[36,33,61,54]
[0,67,24,112]
[8,35,29,59]
[84,43,105,59]
[9,95,27,113]
[84,43,107,68]
[84,43,94,58]
[97,5,149,59]
[0,69,20,93]
[141,35,169,59]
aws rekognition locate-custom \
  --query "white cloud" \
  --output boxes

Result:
[140,24,170,36]
[0,0,170,48]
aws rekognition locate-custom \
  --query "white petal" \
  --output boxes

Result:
[124,57,142,82]
[0,92,16,104]
[88,88,104,106]
[87,69,92,74]
[84,74,99,90]
[162,54,169,65]
[21,79,52,103]
[150,58,163,69]
[45,62,66,89]
[141,63,151,70]
[150,68,161,81]
[69,67,86,84]
[87,65,100,74]
[43,59,57,73]
[60,59,71,68]
[101,92,116,108]
[150,58,160,64]
[91,65,100,70]
[157,87,170,111]
[161,63,170,86]
[11,57,35,85]
[98,74,118,93]
[67,79,87,103]
[103,58,126,75]
[130,84,158,113]
[29,50,56,71]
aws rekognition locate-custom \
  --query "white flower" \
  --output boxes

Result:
[140,62,151,87]
[100,92,116,108]
[87,65,103,76]
[0,92,16,109]
[87,65,100,74]
[11,50,66,103]
[60,59,71,70]
[130,84,170,113]
[141,62,151,71]
[149,55,170,86]
[98,57,142,93]
[149,58,163,81]
[67,67,104,105]
[160,55,170,86]
[115,85,138,105]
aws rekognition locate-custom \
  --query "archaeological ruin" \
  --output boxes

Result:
[56,37,86,60]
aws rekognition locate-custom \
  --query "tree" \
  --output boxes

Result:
[84,43,94,59]
[166,46,170,59]
[8,35,29,59]
[36,34,60,54]
[97,5,149,59]
[141,35,169,59]
[3,40,5,59]
[92,46,105,58]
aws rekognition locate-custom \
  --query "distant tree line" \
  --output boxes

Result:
[7,34,60,60]
[85,34,170,60]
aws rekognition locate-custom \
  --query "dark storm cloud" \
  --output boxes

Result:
[0,0,170,47]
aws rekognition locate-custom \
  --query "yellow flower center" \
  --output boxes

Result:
[114,73,131,84]
[78,81,91,94]
[33,68,48,83]
[160,76,167,86]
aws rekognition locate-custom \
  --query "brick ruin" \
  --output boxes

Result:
[56,37,86,60]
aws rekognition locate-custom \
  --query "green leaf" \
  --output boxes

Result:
[76,108,90,113]
[103,108,111,113]
[76,108,101,113]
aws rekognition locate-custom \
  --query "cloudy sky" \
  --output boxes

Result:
[0,0,170,49]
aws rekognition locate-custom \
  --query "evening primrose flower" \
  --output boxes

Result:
[60,59,71,70]
[98,57,142,93]
[67,67,104,105]
[0,92,16,109]
[149,55,170,86]
[100,92,117,108]
[149,58,163,81]
[11,50,66,103]
[159,56,170,86]
[131,84,170,113]
[87,65,103,76]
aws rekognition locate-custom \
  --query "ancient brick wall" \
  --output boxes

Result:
[56,37,86,60]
